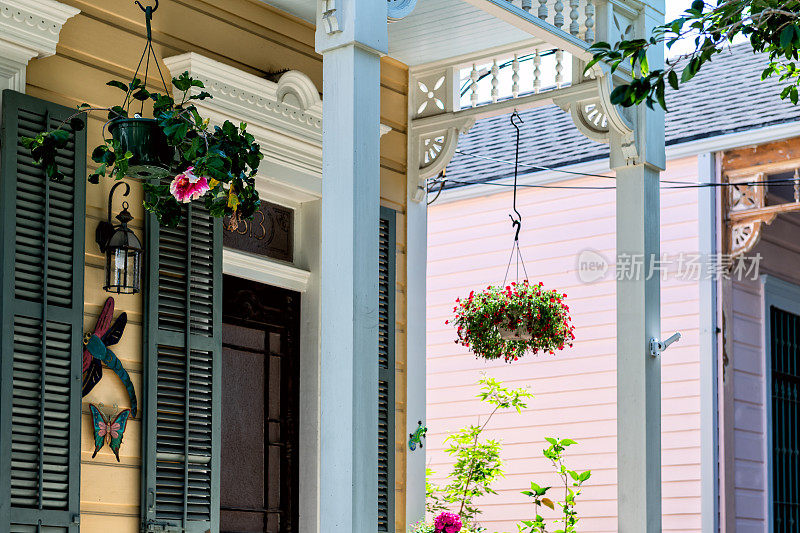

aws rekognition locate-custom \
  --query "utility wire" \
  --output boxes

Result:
[448,149,800,190]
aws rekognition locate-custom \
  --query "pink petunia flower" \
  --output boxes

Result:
[433,511,462,533]
[170,167,210,203]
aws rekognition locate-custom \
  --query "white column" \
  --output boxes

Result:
[315,2,388,532]
[405,183,427,525]
[614,162,662,532]
[612,3,665,531]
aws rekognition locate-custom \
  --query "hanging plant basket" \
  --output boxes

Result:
[448,280,575,363]
[108,117,173,178]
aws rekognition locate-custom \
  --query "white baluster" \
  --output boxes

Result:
[554,1,564,29]
[555,49,564,88]
[522,0,532,12]
[512,54,520,99]
[533,49,541,94]
[470,64,479,107]
[585,0,595,43]
[794,168,800,202]
[538,0,547,20]
[491,59,499,103]
[570,0,580,35]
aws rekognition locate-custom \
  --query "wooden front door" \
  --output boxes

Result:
[220,275,300,532]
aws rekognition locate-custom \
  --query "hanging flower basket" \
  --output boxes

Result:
[108,117,173,178]
[448,280,575,363]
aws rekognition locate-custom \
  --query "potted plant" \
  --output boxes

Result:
[21,72,263,228]
[448,281,575,363]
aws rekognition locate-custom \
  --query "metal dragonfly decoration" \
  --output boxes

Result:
[82,297,138,418]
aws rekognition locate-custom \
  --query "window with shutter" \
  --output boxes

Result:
[378,206,396,533]
[0,90,86,532]
[770,305,800,532]
[142,203,222,533]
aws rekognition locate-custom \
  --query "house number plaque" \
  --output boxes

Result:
[223,201,294,262]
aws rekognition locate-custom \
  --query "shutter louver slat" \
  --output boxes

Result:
[144,201,221,532]
[1,90,85,532]
[377,207,396,533]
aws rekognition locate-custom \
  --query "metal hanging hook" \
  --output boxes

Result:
[509,110,524,241]
[135,0,159,13]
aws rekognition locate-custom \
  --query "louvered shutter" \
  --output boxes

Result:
[0,90,85,532]
[378,206,396,533]
[770,305,800,532]
[142,203,221,533]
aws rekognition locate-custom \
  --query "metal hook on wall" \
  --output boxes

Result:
[509,110,524,242]
[135,0,159,13]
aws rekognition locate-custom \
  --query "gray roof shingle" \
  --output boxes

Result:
[445,43,800,187]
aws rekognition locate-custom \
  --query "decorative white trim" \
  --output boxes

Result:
[380,123,392,137]
[164,53,322,142]
[164,52,324,188]
[0,0,79,60]
[0,0,78,110]
[319,0,341,34]
[222,249,311,293]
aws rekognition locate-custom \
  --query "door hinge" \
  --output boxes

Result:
[142,519,181,532]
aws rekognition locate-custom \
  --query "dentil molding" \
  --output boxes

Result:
[0,0,79,63]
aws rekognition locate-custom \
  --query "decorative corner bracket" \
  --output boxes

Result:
[410,117,475,202]
[319,0,341,35]
[724,168,800,258]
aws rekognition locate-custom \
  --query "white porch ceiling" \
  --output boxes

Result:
[260,0,542,68]
[387,0,536,67]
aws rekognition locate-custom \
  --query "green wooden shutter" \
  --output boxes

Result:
[142,202,222,533]
[378,206,396,533]
[770,305,800,532]
[0,90,86,532]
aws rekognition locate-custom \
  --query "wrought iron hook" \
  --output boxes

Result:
[135,0,158,13]
[509,110,524,241]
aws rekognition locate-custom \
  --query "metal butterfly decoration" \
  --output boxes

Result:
[82,297,138,418]
[408,420,428,452]
[89,403,131,462]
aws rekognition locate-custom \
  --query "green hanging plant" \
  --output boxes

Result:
[448,281,575,363]
[21,72,263,228]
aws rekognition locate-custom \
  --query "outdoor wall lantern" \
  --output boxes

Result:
[96,181,143,294]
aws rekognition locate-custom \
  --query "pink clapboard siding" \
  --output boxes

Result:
[426,156,703,532]
[731,212,800,532]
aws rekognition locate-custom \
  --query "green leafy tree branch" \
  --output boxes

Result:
[586,0,800,110]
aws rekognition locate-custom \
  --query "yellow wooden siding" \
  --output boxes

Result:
[25,1,409,531]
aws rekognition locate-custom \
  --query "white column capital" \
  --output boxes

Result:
[315,0,388,56]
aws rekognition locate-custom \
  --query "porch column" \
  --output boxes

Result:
[612,3,665,531]
[315,2,388,532]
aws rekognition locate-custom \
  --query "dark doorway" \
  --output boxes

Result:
[220,275,300,532]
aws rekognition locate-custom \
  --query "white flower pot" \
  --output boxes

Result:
[498,327,532,341]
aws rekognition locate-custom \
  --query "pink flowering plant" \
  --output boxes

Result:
[434,512,462,533]
[448,281,575,362]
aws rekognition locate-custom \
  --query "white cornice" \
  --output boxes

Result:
[164,53,322,145]
[0,0,79,61]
